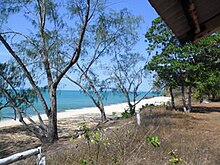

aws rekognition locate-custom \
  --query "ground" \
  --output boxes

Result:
[1,103,220,164]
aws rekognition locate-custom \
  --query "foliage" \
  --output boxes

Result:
[145,17,220,109]
[79,123,91,141]
[0,62,38,116]
[168,150,186,165]
[80,159,87,165]
[112,111,116,116]
[146,135,160,148]
[192,33,220,100]
[66,7,143,121]
[121,109,132,118]
[106,37,147,115]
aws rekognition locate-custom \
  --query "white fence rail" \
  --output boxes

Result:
[0,147,45,165]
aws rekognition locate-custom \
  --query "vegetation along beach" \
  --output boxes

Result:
[0,0,220,164]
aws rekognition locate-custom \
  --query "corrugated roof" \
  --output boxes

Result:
[149,0,220,43]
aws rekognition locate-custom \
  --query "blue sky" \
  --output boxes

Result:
[0,0,158,91]
[63,0,158,91]
[111,0,158,57]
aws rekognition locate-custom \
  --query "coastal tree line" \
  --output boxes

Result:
[145,17,220,111]
[0,0,146,143]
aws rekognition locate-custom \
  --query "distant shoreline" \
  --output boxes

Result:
[0,90,159,120]
[0,96,171,128]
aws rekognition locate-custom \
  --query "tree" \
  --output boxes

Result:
[145,17,220,111]
[0,0,94,143]
[145,17,194,111]
[193,33,220,101]
[104,18,147,115]
[107,51,146,115]
[145,17,186,110]
[66,8,142,120]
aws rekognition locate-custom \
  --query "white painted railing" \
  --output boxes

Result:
[0,147,45,165]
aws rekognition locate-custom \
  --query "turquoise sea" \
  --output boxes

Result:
[0,90,160,120]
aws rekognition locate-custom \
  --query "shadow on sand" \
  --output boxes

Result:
[191,106,220,113]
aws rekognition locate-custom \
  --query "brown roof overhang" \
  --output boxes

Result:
[149,0,220,44]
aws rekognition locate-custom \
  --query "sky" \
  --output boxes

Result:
[0,0,158,91]
[62,0,158,91]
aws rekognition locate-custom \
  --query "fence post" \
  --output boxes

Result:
[35,147,46,165]
[136,109,141,126]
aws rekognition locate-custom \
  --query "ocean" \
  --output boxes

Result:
[0,90,160,120]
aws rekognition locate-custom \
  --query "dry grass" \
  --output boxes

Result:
[1,104,220,164]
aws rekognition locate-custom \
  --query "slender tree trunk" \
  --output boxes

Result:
[128,102,135,115]
[208,94,210,100]
[65,76,107,122]
[125,93,135,115]
[169,86,176,110]
[187,86,192,112]
[36,129,49,144]
[97,99,107,122]
[97,100,107,122]
[212,94,215,101]
[100,108,107,122]
[181,84,187,112]
[47,88,58,143]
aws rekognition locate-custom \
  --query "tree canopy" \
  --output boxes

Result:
[145,17,220,110]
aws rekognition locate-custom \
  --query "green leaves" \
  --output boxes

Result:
[80,159,87,165]
[0,0,31,26]
[168,150,185,165]
[121,110,132,119]
[146,16,220,100]
[146,135,160,148]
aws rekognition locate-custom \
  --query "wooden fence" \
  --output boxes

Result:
[0,147,45,165]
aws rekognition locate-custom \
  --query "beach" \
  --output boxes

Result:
[0,96,171,128]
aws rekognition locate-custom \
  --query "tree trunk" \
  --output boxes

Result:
[212,94,215,101]
[47,88,58,143]
[35,130,49,144]
[97,101,107,122]
[129,102,135,115]
[187,86,192,112]
[101,109,107,122]
[125,93,135,115]
[169,86,176,110]
[181,84,187,112]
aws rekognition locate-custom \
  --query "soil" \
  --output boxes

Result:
[1,102,220,164]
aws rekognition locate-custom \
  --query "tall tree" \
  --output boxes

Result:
[145,17,186,110]
[104,17,147,115]
[66,8,142,120]
[0,0,94,143]
[146,17,193,111]
[146,17,220,111]
[107,51,146,115]
[193,33,220,101]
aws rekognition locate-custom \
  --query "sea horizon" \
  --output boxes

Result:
[0,90,161,121]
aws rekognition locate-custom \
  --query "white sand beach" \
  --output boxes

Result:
[0,96,171,128]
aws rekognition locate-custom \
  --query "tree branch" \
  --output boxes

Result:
[53,0,91,88]
[0,34,50,116]
[65,75,102,109]
[76,63,103,107]
[37,0,54,89]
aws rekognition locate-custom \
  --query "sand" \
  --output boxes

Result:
[0,96,171,128]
